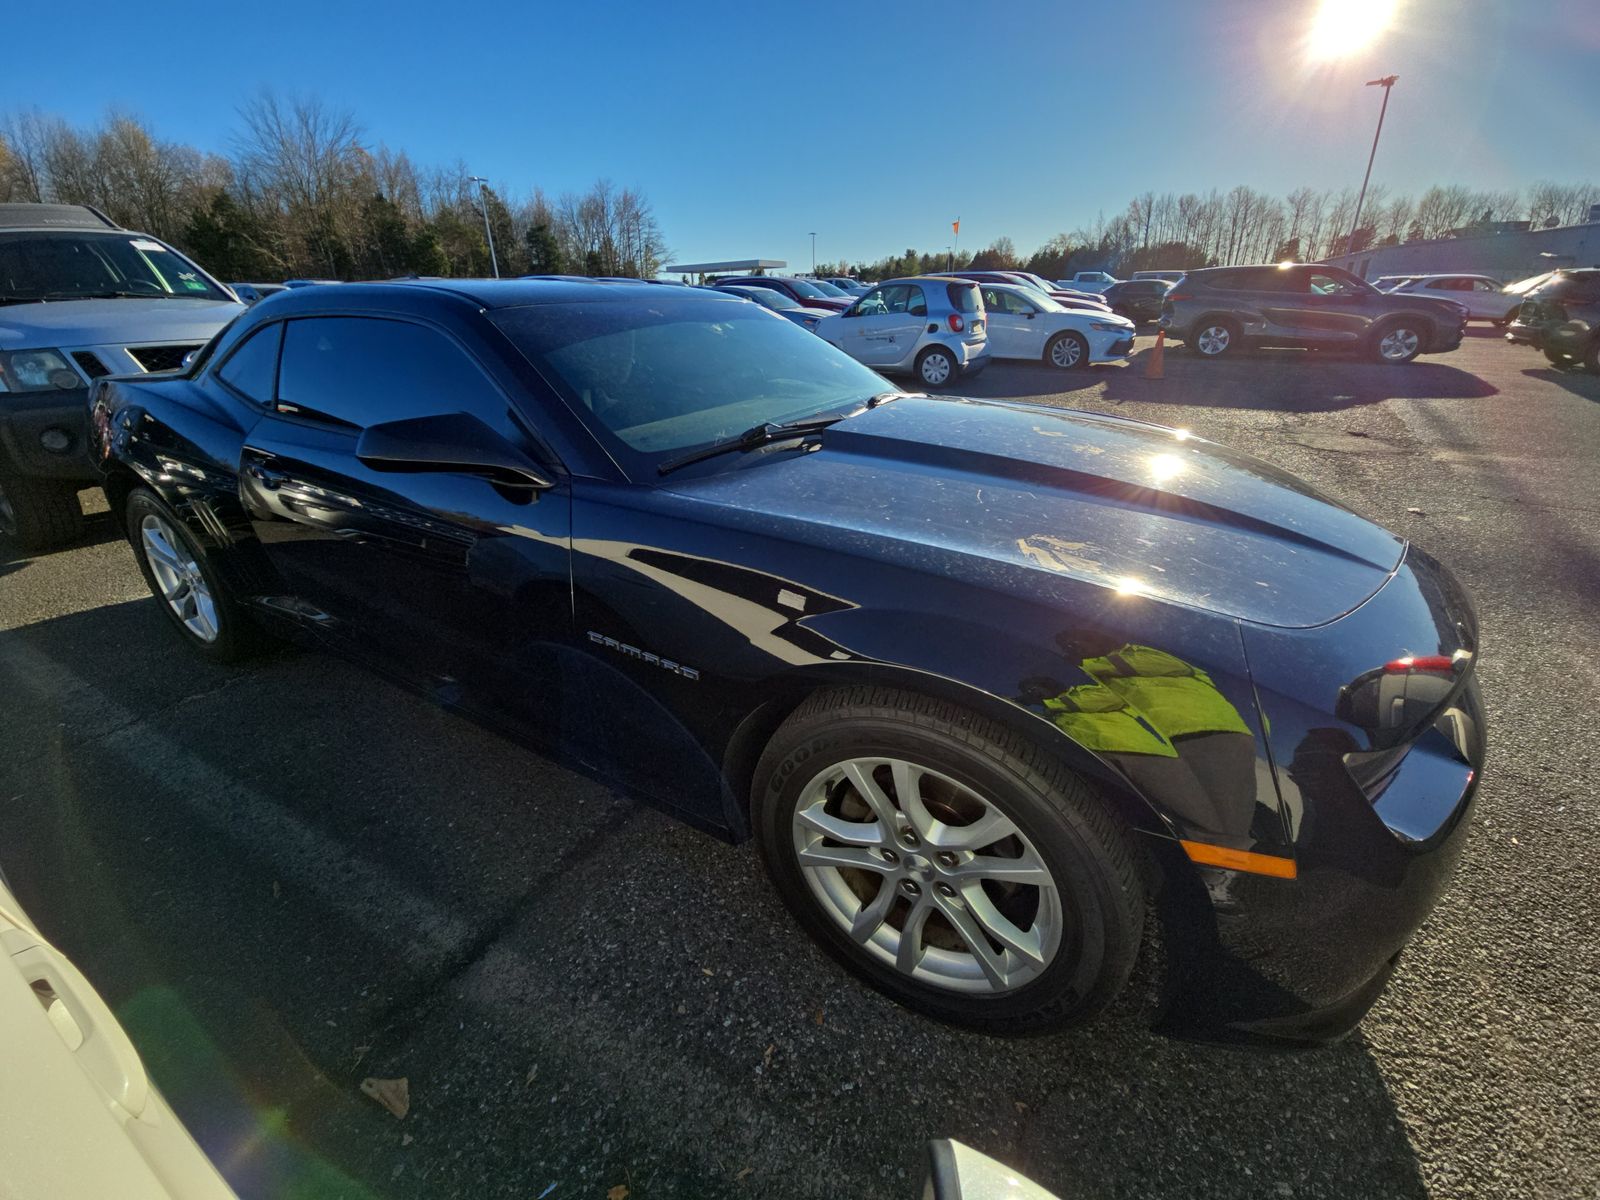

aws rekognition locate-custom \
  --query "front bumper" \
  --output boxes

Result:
[1156,546,1486,1046]
[0,387,99,482]
[1504,321,1544,347]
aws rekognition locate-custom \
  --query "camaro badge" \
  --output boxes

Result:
[587,631,700,680]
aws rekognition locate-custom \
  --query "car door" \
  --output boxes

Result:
[236,313,575,728]
[1465,277,1507,319]
[979,288,1034,358]
[1295,270,1371,343]
[843,284,922,366]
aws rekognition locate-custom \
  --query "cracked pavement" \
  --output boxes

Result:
[2,328,1597,1198]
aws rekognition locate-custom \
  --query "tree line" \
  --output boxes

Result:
[0,97,671,282]
[825,180,1600,283]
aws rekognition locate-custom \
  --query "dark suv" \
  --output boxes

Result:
[1160,264,1467,363]
[1505,268,1600,373]
[1102,278,1171,324]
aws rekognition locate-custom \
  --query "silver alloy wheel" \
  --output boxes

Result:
[1378,326,1420,361]
[1196,324,1231,356]
[920,351,952,386]
[139,513,220,642]
[1049,334,1083,368]
[791,756,1063,994]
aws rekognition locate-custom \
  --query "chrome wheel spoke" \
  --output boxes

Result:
[896,901,931,974]
[959,885,1047,966]
[924,806,1019,851]
[139,514,220,644]
[932,892,1009,988]
[849,879,896,944]
[948,848,1051,886]
[796,803,885,847]
[797,842,896,874]
[843,761,902,830]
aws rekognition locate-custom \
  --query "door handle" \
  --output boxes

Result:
[247,462,289,490]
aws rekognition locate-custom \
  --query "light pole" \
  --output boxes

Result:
[809,232,817,274]
[469,175,500,278]
[1346,75,1398,260]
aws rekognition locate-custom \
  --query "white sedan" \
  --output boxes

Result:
[978,283,1136,369]
[1388,274,1522,322]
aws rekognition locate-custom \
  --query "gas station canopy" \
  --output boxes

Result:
[662,258,787,274]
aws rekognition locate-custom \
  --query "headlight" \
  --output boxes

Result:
[1090,321,1132,333]
[0,349,83,393]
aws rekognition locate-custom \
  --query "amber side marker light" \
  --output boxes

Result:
[1180,840,1298,879]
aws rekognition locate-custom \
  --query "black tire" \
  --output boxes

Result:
[1191,317,1239,359]
[1369,319,1424,364]
[1044,331,1089,370]
[753,686,1144,1034]
[0,469,85,552]
[124,488,268,662]
[914,346,957,388]
[1545,346,1574,368]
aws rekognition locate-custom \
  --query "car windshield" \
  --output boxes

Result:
[779,277,828,299]
[1504,271,1555,295]
[807,279,849,297]
[493,296,890,470]
[733,286,799,310]
[1019,287,1066,312]
[0,231,232,302]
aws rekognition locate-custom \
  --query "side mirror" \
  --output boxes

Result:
[922,1140,1061,1200]
[1025,310,1036,319]
[356,412,553,490]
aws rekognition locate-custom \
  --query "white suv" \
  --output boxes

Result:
[1388,274,1522,323]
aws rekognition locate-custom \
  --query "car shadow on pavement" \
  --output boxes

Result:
[1521,366,1600,402]
[1,599,1429,1200]
[0,508,122,569]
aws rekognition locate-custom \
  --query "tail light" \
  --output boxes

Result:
[948,314,965,333]
[1384,655,1456,673]
[1166,291,1191,302]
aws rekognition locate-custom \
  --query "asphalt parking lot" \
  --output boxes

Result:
[3,328,1597,1200]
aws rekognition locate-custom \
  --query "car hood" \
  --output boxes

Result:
[0,298,243,350]
[666,396,1404,628]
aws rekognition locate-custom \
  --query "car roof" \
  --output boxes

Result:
[0,202,121,231]
[241,277,716,314]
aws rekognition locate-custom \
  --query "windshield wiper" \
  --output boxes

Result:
[657,415,845,476]
[34,289,171,301]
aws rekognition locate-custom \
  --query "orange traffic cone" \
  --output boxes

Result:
[1144,330,1166,379]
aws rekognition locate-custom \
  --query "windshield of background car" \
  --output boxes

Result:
[783,278,829,299]
[0,232,232,302]
[1534,272,1600,302]
[492,297,892,471]
[738,287,798,309]
[807,279,849,297]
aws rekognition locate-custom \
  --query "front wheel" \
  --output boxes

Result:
[125,488,268,662]
[0,470,85,551]
[1192,320,1238,359]
[1046,331,1089,370]
[915,346,956,388]
[753,687,1144,1033]
[1371,321,1424,363]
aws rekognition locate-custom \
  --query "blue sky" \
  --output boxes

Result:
[3,0,1595,268]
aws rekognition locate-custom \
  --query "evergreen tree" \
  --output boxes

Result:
[525,222,563,274]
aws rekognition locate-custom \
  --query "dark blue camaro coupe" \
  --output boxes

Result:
[90,279,1485,1045]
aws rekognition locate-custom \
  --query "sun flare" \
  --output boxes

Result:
[1307,0,1397,59]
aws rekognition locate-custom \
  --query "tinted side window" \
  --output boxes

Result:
[880,286,915,314]
[905,285,929,315]
[215,322,283,404]
[277,317,507,429]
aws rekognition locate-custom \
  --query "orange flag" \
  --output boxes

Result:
[952,219,960,234]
